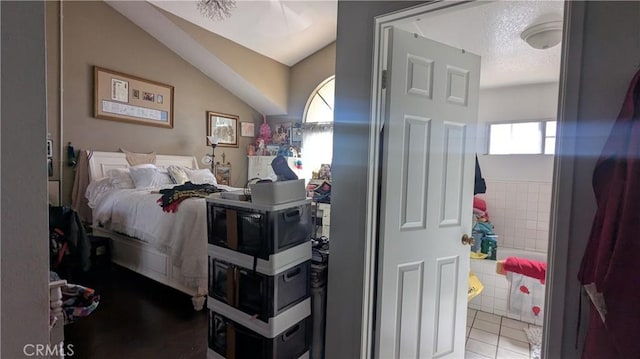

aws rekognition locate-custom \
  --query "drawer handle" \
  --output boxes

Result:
[282,324,300,342]
[284,267,301,282]
[283,209,300,223]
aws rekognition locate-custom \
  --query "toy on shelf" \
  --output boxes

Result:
[258,114,272,144]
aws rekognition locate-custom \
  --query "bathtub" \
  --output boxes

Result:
[468,248,547,325]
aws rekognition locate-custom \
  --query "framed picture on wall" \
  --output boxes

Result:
[240,122,255,137]
[214,162,231,186]
[93,66,174,128]
[207,111,238,148]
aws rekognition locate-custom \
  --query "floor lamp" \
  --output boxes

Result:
[203,135,219,172]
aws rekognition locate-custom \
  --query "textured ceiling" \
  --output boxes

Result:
[151,1,563,87]
[399,1,565,88]
[148,0,337,66]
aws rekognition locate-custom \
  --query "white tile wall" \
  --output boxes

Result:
[477,180,551,253]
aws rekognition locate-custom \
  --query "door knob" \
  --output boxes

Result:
[461,234,474,246]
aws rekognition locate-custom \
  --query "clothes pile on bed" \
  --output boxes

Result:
[157,182,224,213]
[471,196,498,260]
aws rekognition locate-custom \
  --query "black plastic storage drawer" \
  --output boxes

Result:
[209,256,310,321]
[207,200,312,260]
[208,310,310,359]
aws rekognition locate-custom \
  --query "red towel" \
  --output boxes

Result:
[503,257,546,284]
[473,196,487,211]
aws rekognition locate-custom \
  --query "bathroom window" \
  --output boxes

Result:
[488,120,556,155]
[544,121,557,154]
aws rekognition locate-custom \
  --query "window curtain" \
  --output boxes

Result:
[301,125,333,182]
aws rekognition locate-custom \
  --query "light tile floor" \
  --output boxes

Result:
[466,309,539,359]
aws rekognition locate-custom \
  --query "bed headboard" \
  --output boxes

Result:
[87,151,199,182]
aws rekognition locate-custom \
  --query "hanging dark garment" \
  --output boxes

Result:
[49,206,91,275]
[578,69,640,359]
[474,155,486,195]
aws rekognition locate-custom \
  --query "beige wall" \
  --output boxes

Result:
[269,42,336,124]
[52,1,263,202]
[159,7,290,114]
[288,42,336,121]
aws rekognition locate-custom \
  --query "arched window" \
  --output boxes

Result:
[301,76,334,181]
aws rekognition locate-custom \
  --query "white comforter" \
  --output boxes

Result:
[88,180,236,286]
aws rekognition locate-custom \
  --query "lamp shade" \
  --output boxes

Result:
[520,20,563,50]
[207,135,219,145]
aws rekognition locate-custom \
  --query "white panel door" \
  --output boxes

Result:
[375,27,480,358]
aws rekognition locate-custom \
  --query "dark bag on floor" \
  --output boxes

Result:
[49,206,92,278]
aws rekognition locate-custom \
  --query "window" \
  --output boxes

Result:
[301,76,334,181]
[305,76,334,124]
[488,120,556,155]
[544,121,556,155]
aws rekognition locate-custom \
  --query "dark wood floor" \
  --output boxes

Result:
[64,266,207,359]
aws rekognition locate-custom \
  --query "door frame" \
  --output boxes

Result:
[362,1,584,358]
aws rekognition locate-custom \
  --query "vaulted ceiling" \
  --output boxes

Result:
[149,0,338,67]
[106,1,563,115]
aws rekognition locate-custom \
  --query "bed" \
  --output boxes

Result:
[86,150,236,310]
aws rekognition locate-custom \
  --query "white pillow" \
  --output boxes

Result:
[129,167,173,189]
[131,163,157,169]
[106,168,135,189]
[155,170,174,187]
[167,165,190,185]
[86,177,115,208]
[187,169,218,185]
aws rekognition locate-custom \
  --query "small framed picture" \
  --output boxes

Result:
[157,94,164,104]
[132,89,140,99]
[111,78,129,102]
[143,92,155,102]
[240,122,255,137]
[272,122,292,144]
[214,162,231,186]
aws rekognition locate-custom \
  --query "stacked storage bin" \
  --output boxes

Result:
[206,195,313,359]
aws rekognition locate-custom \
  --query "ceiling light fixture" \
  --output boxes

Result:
[520,20,563,50]
[197,0,236,21]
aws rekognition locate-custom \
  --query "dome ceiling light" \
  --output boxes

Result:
[520,20,563,50]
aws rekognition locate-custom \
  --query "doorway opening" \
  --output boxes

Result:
[366,1,566,358]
